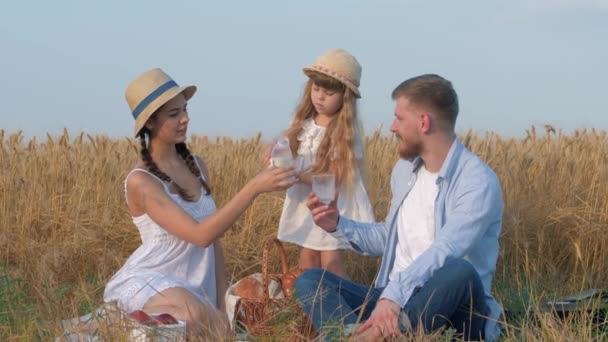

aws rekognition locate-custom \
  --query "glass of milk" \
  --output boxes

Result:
[312,173,335,205]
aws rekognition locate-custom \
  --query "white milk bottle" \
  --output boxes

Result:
[270,136,293,167]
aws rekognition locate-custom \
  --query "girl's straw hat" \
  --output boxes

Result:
[125,68,197,136]
[303,49,362,98]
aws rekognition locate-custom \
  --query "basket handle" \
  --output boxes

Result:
[262,238,289,304]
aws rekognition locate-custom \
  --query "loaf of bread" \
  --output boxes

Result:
[234,275,264,299]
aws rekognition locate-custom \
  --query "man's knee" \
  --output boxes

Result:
[294,268,335,303]
[295,268,326,288]
[443,258,486,313]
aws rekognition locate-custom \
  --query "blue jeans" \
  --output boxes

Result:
[294,258,487,341]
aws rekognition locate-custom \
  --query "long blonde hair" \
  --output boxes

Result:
[284,72,361,187]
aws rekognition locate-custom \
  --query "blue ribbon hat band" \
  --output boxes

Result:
[132,80,178,119]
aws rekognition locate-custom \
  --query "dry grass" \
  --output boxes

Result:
[1,126,607,340]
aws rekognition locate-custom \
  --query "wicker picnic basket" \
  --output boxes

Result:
[234,238,313,338]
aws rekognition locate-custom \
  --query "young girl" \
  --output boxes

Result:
[104,68,296,338]
[275,49,375,278]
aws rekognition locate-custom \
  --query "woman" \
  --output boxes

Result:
[103,68,296,338]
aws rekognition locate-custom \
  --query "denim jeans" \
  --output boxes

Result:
[294,258,487,341]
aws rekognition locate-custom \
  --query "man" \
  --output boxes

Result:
[295,74,503,341]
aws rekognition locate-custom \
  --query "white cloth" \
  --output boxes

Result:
[104,165,218,313]
[389,166,438,281]
[57,303,186,342]
[277,118,374,250]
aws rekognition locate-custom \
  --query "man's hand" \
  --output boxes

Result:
[306,192,339,232]
[354,298,402,340]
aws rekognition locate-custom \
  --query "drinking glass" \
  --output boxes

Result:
[311,174,335,205]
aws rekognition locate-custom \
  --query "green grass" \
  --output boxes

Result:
[0,267,37,338]
[2,266,607,341]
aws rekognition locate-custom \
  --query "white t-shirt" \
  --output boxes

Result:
[389,165,439,281]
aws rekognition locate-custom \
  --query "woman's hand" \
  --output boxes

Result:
[248,166,297,194]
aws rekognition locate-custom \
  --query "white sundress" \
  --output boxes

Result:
[277,118,375,251]
[103,165,218,313]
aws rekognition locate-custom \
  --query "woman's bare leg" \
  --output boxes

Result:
[142,287,229,339]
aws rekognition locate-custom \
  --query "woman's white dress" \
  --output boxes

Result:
[277,118,375,251]
[104,167,218,313]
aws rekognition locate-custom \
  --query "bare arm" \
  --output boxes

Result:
[127,165,296,247]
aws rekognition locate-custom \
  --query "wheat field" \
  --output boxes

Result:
[1,127,607,340]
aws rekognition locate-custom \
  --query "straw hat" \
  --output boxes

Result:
[125,68,197,136]
[303,48,362,98]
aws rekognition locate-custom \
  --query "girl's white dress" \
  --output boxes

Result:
[104,166,218,313]
[277,118,375,251]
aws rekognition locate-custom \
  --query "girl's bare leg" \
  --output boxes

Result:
[320,249,349,279]
[299,246,321,270]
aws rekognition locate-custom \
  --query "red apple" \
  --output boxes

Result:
[155,313,178,325]
[129,310,159,326]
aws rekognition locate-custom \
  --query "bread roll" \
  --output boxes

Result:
[235,275,264,299]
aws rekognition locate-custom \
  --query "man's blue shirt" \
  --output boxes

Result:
[336,139,503,340]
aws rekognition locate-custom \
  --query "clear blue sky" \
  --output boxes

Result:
[1,0,607,139]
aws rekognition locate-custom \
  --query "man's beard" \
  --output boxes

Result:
[398,138,422,160]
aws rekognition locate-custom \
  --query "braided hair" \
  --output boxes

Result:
[175,142,211,195]
[138,128,210,201]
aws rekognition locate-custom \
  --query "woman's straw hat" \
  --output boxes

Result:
[303,49,362,98]
[125,68,197,136]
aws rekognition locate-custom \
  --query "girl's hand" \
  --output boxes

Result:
[297,171,312,186]
[249,166,297,194]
